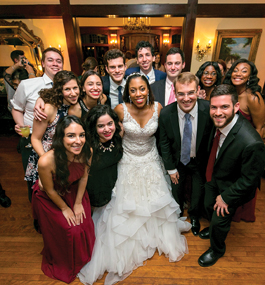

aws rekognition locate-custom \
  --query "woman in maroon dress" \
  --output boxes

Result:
[32,115,95,283]
[224,59,265,222]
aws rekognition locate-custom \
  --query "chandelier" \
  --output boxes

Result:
[123,17,151,32]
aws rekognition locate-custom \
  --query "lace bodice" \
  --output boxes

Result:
[122,102,158,158]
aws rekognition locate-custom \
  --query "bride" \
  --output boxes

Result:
[78,73,191,285]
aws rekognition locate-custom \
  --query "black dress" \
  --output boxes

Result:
[87,141,122,207]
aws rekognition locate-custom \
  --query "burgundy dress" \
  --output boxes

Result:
[32,162,95,283]
[232,109,258,222]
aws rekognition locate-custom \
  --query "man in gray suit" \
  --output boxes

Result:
[151,47,185,107]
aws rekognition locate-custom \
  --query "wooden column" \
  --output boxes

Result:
[60,0,82,75]
[182,0,198,72]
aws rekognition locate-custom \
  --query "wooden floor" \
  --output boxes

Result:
[0,135,265,285]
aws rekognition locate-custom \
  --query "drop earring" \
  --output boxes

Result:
[129,96,132,104]
[146,94,149,105]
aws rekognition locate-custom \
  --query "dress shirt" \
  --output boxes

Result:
[165,77,176,106]
[140,68,155,84]
[109,77,126,109]
[11,73,53,132]
[168,102,198,175]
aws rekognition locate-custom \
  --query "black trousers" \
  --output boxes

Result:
[204,182,237,254]
[171,158,205,219]
[18,136,33,202]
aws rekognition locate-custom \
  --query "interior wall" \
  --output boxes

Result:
[6,19,71,71]
[191,18,265,87]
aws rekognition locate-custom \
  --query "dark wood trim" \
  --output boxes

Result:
[60,0,82,75]
[182,0,197,72]
[197,4,265,18]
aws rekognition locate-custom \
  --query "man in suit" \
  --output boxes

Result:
[151,47,185,106]
[102,49,127,109]
[159,72,213,236]
[198,84,264,267]
[125,40,166,84]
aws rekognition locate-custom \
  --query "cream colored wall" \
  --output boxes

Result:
[7,19,71,71]
[191,18,265,88]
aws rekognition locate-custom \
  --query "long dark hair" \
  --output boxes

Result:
[80,70,103,99]
[39,70,79,108]
[195,61,222,89]
[223,58,262,100]
[83,105,123,161]
[123,73,155,105]
[52,115,91,195]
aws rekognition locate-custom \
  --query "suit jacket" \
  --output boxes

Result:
[207,113,265,207]
[151,78,166,107]
[159,99,213,175]
[101,75,116,107]
[125,67,166,82]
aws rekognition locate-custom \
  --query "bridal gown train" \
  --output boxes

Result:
[78,102,191,285]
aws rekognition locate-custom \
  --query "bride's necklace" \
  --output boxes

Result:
[99,141,115,152]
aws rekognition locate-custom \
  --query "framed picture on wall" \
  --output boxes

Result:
[212,29,262,63]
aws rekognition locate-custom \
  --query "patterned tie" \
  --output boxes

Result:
[167,84,175,105]
[180,113,192,165]
[117,86,123,104]
[206,129,221,182]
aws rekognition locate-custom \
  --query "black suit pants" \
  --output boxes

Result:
[204,182,237,254]
[171,158,205,219]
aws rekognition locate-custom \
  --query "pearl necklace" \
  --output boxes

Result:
[99,141,115,152]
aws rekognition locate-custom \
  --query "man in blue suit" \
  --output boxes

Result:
[125,40,166,84]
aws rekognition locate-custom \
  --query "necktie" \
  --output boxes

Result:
[117,86,123,104]
[206,129,221,182]
[180,113,192,165]
[167,84,175,105]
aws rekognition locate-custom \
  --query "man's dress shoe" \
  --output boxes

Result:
[198,248,224,267]
[0,190,11,208]
[199,227,210,239]
[191,218,200,236]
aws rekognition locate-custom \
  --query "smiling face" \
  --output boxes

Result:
[63,122,86,157]
[96,114,116,143]
[42,51,63,80]
[83,75,102,100]
[210,95,240,129]
[105,57,126,85]
[201,65,217,88]
[128,77,149,108]
[231,62,251,87]
[175,81,197,113]
[62,79,80,105]
[164,53,185,82]
[137,47,155,75]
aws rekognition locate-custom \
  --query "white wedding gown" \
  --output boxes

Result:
[78,102,191,285]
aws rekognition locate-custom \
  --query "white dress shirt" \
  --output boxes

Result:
[140,68,155,84]
[11,73,53,132]
[109,77,126,109]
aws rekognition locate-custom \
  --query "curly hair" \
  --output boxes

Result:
[135,41,154,57]
[39,70,79,108]
[83,105,123,162]
[223,58,262,101]
[103,49,125,66]
[80,70,103,99]
[123,73,155,105]
[51,115,91,195]
[195,61,222,89]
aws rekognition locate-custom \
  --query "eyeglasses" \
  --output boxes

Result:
[203,71,217,76]
[176,91,196,97]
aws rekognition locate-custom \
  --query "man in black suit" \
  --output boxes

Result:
[151,47,185,107]
[198,84,265,267]
[159,72,213,236]
[102,49,127,109]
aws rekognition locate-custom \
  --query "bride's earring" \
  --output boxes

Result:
[146,94,149,105]
[129,96,132,104]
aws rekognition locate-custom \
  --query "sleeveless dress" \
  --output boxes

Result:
[25,104,69,184]
[232,109,257,222]
[78,102,191,285]
[32,162,95,284]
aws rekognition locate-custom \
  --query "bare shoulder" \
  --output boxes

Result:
[38,150,55,169]
[114,104,124,121]
[44,103,57,119]
[247,90,265,108]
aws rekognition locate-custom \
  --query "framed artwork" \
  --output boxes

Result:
[212,29,262,63]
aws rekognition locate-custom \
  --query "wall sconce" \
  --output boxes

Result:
[196,40,211,61]
[163,34,170,46]
[110,34,118,48]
